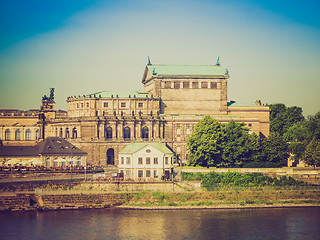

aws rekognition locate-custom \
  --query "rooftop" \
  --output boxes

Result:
[69,90,156,99]
[146,64,228,77]
[119,142,174,154]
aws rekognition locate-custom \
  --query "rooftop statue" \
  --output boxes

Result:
[42,88,55,102]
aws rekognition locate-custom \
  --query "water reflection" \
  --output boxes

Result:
[0,207,319,240]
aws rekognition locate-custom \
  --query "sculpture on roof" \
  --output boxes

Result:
[42,88,55,102]
[147,56,152,65]
[216,56,220,66]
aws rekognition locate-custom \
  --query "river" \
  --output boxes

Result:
[1,207,319,240]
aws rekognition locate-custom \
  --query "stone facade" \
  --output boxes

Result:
[0,61,270,166]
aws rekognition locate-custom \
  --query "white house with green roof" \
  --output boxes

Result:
[118,142,174,180]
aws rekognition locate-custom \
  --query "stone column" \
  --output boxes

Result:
[118,121,123,139]
[137,121,142,139]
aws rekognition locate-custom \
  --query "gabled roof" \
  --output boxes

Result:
[0,137,87,157]
[119,142,174,155]
[147,64,228,77]
[0,145,38,157]
[142,64,229,83]
[37,137,87,155]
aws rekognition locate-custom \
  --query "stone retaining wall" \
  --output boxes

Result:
[0,192,134,212]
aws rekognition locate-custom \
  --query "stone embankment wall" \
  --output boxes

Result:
[176,167,320,185]
[0,179,82,192]
[0,192,134,212]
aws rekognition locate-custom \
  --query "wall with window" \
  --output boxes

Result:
[118,145,173,180]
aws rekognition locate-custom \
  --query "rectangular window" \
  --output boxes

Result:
[121,102,126,108]
[146,157,150,164]
[86,102,89,108]
[126,157,131,165]
[146,170,151,177]
[154,170,158,178]
[81,103,84,108]
[46,159,51,167]
[192,82,199,88]
[104,102,108,108]
[165,157,169,165]
[76,103,79,108]
[183,81,189,88]
[121,157,124,165]
[138,157,143,164]
[174,81,180,89]
[138,102,143,108]
[138,170,143,178]
[201,82,208,88]
[154,157,158,164]
[210,82,217,89]
[164,81,171,89]
[126,170,131,178]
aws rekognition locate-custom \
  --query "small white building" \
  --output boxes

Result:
[118,142,174,180]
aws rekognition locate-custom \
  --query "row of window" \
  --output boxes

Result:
[3,129,39,141]
[120,157,170,165]
[163,81,219,89]
[54,127,78,139]
[105,126,149,139]
[45,158,82,167]
[75,102,145,109]
[138,169,158,178]
[121,169,159,178]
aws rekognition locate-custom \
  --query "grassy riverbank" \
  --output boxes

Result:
[121,186,320,208]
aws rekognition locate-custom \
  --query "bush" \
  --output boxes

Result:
[198,172,306,190]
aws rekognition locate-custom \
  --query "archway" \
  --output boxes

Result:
[141,126,149,139]
[106,148,115,165]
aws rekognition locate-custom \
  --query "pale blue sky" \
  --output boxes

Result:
[0,0,319,116]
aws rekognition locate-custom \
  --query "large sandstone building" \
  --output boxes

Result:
[0,59,269,166]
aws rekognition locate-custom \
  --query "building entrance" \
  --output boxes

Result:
[106,148,115,165]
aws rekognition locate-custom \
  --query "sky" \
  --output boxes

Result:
[0,0,319,116]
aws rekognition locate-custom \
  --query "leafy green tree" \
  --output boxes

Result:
[305,111,320,141]
[263,132,289,167]
[242,133,266,167]
[219,120,250,167]
[269,104,304,136]
[187,116,223,166]
[302,138,320,169]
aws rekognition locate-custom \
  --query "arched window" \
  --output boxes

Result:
[105,127,112,139]
[35,130,39,140]
[59,128,63,138]
[25,129,31,140]
[141,126,149,139]
[123,126,130,139]
[72,127,77,139]
[15,129,21,140]
[65,128,69,138]
[5,129,10,140]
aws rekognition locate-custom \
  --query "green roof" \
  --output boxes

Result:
[147,64,228,77]
[119,142,174,154]
[83,90,154,99]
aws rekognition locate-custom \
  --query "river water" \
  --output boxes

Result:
[1,207,319,240]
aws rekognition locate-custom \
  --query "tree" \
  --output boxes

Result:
[302,138,320,169]
[263,133,289,167]
[269,104,304,136]
[219,120,250,167]
[187,116,223,166]
[187,117,251,167]
[242,133,266,167]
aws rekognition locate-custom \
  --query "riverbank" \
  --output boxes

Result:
[117,203,320,210]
